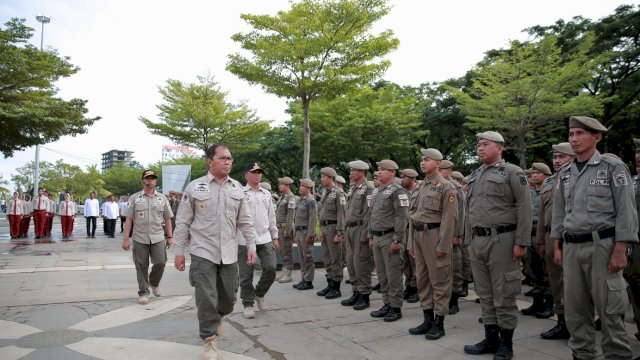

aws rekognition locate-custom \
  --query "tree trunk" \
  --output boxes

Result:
[302,97,311,179]
[517,130,527,170]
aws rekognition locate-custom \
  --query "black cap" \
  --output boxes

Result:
[142,169,157,179]
[244,163,262,173]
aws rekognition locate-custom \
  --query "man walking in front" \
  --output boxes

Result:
[173,144,257,360]
[122,170,173,305]
[552,116,638,360]
[237,163,279,319]
[463,131,531,360]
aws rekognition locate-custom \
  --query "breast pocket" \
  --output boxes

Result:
[424,192,442,211]
[225,191,244,217]
[191,192,214,220]
[587,186,613,213]
[409,191,419,212]
[485,176,505,197]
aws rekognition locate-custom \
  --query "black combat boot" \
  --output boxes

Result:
[297,281,314,290]
[494,327,514,360]
[409,309,434,335]
[292,280,305,289]
[520,292,543,316]
[370,303,391,318]
[635,321,640,341]
[463,324,500,355]
[317,278,332,296]
[383,307,402,322]
[425,315,445,340]
[541,314,570,340]
[325,280,342,299]
[449,293,460,315]
[403,286,410,300]
[341,291,360,306]
[372,282,381,292]
[460,280,469,297]
[353,293,370,310]
[406,286,420,303]
[535,294,554,319]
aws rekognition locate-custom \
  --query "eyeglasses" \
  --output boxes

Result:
[214,156,234,163]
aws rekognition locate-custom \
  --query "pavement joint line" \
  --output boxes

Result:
[225,316,287,360]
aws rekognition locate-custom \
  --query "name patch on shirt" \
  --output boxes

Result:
[193,183,209,192]
[155,197,164,205]
[134,196,146,204]
[589,179,610,186]
[613,171,628,186]
[383,190,392,195]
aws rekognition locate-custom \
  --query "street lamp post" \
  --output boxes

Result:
[33,14,50,198]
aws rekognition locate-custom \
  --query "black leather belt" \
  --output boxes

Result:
[412,222,440,231]
[295,226,308,231]
[531,228,537,237]
[320,220,337,226]
[371,228,394,236]
[563,227,615,243]
[472,225,517,237]
[346,220,364,228]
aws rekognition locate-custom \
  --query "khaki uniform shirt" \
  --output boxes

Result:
[531,188,542,229]
[318,185,346,232]
[174,173,257,264]
[125,190,173,245]
[536,175,557,245]
[276,191,299,235]
[367,182,409,244]
[294,194,317,238]
[58,201,77,216]
[465,160,532,246]
[451,179,466,239]
[408,174,458,253]
[346,181,374,227]
[551,151,639,242]
[7,199,24,215]
[634,173,639,236]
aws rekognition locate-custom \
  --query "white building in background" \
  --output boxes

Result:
[161,145,197,162]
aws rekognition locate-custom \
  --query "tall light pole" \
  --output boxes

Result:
[33,14,50,198]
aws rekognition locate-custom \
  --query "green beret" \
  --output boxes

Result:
[348,160,369,170]
[569,116,608,133]
[376,159,399,171]
[439,160,454,169]
[400,169,418,178]
[320,167,337,177]
[300,178,314,188]
[420,148,443,161]
[476,131,505,143]
[552,142,575,156]
[278,176,294,185]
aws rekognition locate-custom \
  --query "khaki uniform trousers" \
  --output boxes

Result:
[452,244,463,294]
[564,237,631,360]
[403,250,417,287]
[413,228,452,316]
[461,245,473,282]
[320,223,343,281]
[469,231,522,330]
[345,224,373,294]
[132,240,167,296]
[373,233,404,308]
[624,243,640,323]
[277,224,294,271]
[296,229,315,282]
[544,232,564,315]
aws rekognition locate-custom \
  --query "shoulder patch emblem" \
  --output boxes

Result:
[400,199,409,207]
[448,194,456,203]
[434,181,442,189]
[339,197,346,205]
[397,193,409,200]
[519,175,527,185]
[613,171,628,186]
[182,194,189,202]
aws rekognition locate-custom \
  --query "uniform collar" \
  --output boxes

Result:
[207,171,230,184]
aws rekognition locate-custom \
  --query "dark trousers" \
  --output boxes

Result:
[132,240,167,296]
[120,216,126,232]
[105,218,116,237]
[85,216,97,236]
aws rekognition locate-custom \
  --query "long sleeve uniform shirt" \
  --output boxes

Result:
[367,182,409,244]
[84,198,100,217]
[275,191,299,235]
[294,194,317,238]
[103,201,120,219]
[174,173,257,264]
[318,185,347,231]
[8,199,24,215]
[32,195,49,211]
[236,185,279,246]
[58,201,77,216]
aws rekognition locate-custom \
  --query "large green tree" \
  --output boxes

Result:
[101,162,144,196]
[140,75,270,154]
[227,0,399,178]
[0,18,100,157]
[449,36,600,169]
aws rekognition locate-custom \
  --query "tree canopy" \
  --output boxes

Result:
[0,18,100,157]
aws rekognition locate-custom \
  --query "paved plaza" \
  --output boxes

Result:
[1,215,639,359]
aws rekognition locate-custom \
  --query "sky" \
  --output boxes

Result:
[0,0,631,192]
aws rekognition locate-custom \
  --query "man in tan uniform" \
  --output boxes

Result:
[317,167,347,299]
[408,149,458,340]
[275,176,298,283]
[173,145,258,360]
[400,168,420,303]
[552,117,638,360]
[292,179,317,290]
[341,160,375,310]
[438,159,466,314]
[368,160,409,322]
[463,131,531,360]
[538,142,574,340]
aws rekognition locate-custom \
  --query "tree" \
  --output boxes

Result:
[101,163,144,196]
[140,75,270,155]
[227,0,399,178]
[448,36,600,169]
[0,18,100,157]
[74,165,106,202]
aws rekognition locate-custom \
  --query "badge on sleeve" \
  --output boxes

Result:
[613,171,629,186]
[448,193,456,204]
[519,175,527,185]
[182,193,189,202]
[339,196,346,205]
[198,202,206,211]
